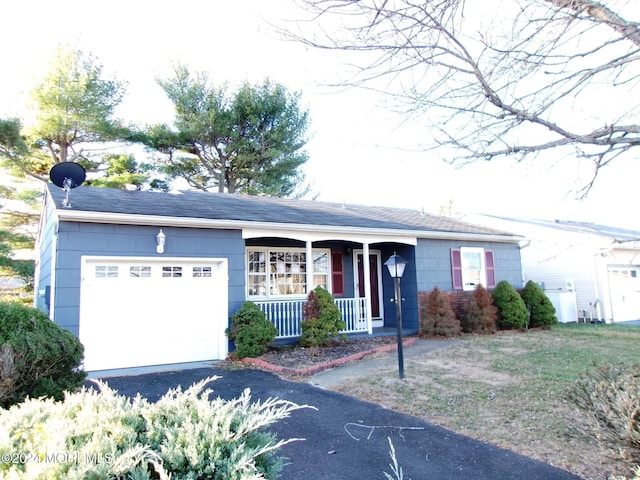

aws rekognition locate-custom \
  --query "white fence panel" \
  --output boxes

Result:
[255,297,369,338]
[336,297,369,334]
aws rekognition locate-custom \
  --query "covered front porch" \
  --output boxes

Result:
[242,227,419,340]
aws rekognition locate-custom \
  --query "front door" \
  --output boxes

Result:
[355,251,383,324]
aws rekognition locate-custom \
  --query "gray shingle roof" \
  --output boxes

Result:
[47,184,519,239]
[480,215,640,243]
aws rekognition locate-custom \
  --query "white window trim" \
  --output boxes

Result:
[460,247,486,291]
[246,247,332,300]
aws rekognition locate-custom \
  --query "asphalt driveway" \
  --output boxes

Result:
[87,366,580,480]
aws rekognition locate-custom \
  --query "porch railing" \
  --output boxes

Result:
[255,297,369,339]
[336,297,368,334]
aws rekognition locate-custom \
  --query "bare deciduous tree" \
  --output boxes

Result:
[288,0,640,196]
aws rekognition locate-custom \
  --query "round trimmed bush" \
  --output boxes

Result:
[491,281,528,330]
[520,280,558,328]
[227,301,277,359]
[300,286,345,347]
[0,301,85,408]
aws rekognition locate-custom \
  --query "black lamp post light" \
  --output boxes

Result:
[384,252,408,380]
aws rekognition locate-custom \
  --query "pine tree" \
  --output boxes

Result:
[420,287,461,337]
[463,284,497,334]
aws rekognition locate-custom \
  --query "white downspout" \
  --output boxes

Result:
[593,251,605,323]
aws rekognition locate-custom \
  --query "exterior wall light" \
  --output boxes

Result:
[384,252,408,379]
[157,229,166,254]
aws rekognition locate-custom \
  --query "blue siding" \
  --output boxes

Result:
[34,198,56,313]
[39,213,522,345]
[379,245,419,332]
[379,240,522,332]
[414,238,523,291]
[52,222,246,338]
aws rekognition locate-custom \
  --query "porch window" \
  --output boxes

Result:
[451,248,496,290]
[313,252,330,291]
[246,248,331,299]
[271,251,306,295]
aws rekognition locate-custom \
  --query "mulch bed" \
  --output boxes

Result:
[240,336,417,377]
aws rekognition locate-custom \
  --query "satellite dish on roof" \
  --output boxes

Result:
[49,162,86,208]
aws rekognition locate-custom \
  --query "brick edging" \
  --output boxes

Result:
[242,338,417,377]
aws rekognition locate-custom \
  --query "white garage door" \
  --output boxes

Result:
[79,256,228,371]
[608,267,640,322]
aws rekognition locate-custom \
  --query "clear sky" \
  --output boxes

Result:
[2,0,638,229]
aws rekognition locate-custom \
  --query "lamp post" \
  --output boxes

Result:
[384,252,408,380]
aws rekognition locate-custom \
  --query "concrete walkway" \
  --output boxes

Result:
[311,338,461,388]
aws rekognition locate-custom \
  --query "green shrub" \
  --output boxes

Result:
[491,281,529,330]
[300,286,345,347]
[0,377,308,479]
[462,284,497,334]
[520,280,558,328]
[566,363,640,469]
[227,302,277,359]
[0,301,85,409]
[419,287,461,337]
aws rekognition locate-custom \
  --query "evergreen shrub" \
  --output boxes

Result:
[491,281,529,330]
[0,301,85,409]
[227,302,277,359]
[300,286,345,347]
[420,287,461,337]
[567,363,640,469]
[520,280,558,328]
[0,378,307,479]
[462,284,497,334]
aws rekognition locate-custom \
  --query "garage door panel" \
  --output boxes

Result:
[608,267,640,322]
[80,257,228,371]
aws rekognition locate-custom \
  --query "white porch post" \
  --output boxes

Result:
[306,240,313,295]
[363,242,373,334]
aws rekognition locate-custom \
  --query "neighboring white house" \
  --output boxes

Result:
[471,215,640,323]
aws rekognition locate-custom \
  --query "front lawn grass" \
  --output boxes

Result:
[332,323,640,480]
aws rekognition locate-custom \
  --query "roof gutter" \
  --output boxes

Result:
[53,209,523,244]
